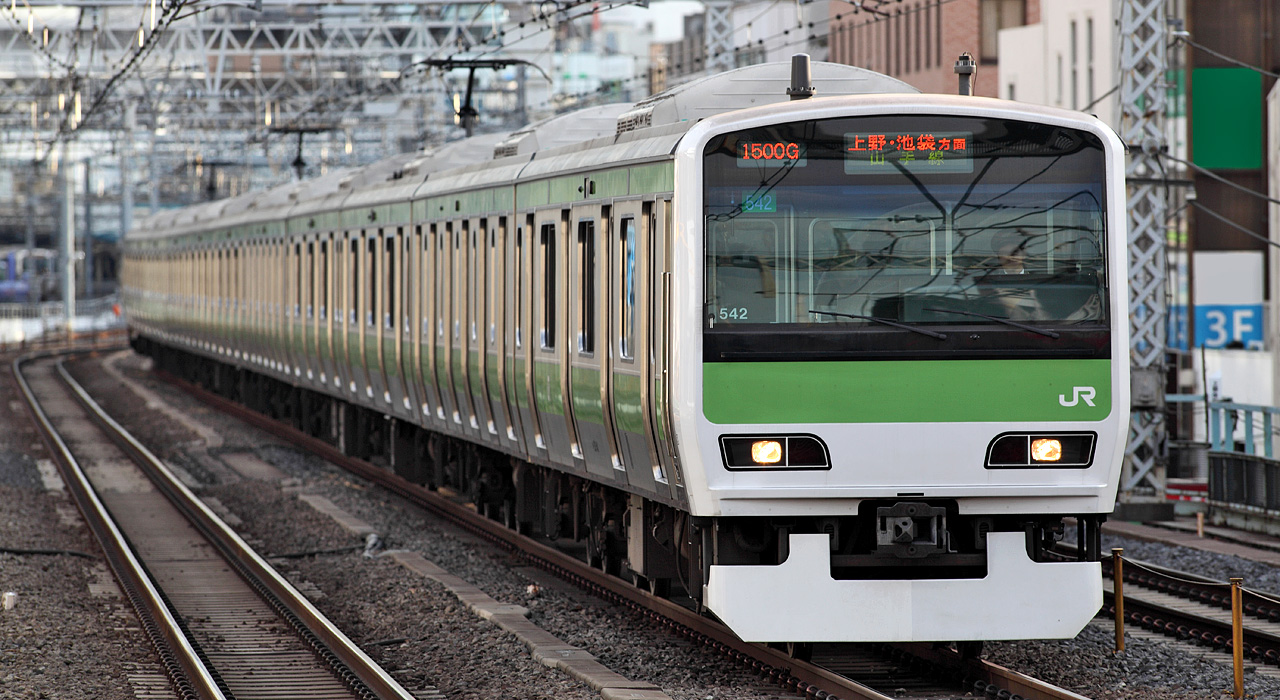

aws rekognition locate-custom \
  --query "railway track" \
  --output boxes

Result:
[1096,549,1280,666]
[14,350,427,700]
[149,361,1091,700]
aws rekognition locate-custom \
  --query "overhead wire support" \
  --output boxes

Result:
[408,58,551,136]
[1119,0,1169,500]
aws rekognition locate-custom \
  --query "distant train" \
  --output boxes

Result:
[122,59,1129,647]
[0,248,58,303]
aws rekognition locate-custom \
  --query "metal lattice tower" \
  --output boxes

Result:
[704,0,733,72]
[0,1,534,200]
[1119,0,1168,497]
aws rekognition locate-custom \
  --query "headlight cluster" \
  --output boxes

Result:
[720,435,830,470]
[986,432,1096,468]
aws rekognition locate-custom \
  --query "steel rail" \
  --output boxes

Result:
[12,352,227,700]
[157,366,1091,700]
[1051,541,1280,665]
[54,358,418,700]
[1096,554,1280,665]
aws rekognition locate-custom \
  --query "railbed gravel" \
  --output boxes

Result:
[0,360,160,700]
[1,348,1276,699]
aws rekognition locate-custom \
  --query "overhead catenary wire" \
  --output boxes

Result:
[5,0,191,163]
[1188,199,1280,251]
[1176,35,1280,80]
[1161,152,1280,207]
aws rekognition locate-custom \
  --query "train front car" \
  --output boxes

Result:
[675,95,1128,643]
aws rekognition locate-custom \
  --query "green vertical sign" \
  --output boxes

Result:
[1191,67,1262,170]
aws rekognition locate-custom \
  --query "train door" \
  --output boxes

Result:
[434,221,462,436]
[509,215,540,456]
[451,220,477,441]
[319,234,335,388]
[235,246,244,360]
[345,230,368,399]
[301,238,316,384]
[376,228,401,413]
[270,239,286,374]
[609,201,660,495]
[646,199,682,499]
[194,248,205,347]
[332,236,346,389]
[420,223,446,432]
[532,210,581,470]
[486,216,517,449]
[469,217,498,446]
[399,227,422,420]
[262,242,273,366]
[279,241,291,373]
[568,203,622,483]
[246,245,256,360]
[358,231,380,405]
[287,240,304,380]
[215,246,223,352]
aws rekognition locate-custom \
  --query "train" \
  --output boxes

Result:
[121,58,1129,647]
[0,247,58,303]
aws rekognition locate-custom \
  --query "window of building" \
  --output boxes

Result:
[1070,20,1078,109]
[980,0,1024,62]
[1086,18,1095,108]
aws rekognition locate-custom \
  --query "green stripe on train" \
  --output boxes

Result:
[570,366,604,424]
[702,359,1112,424]
[612,371,644,434]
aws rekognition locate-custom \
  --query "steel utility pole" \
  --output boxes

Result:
[1119,0,1169,504]
[60,161,76,329]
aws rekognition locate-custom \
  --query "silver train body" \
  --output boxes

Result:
[123,61,1129,644]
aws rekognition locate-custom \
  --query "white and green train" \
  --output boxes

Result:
[123,59,1129,645]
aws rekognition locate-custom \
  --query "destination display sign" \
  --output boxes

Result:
[844,131,974,174]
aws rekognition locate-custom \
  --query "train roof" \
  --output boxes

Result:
[614,60,917,135]
[493,102,636,158]
[126,60,922,244]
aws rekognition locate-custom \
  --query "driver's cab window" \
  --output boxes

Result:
[707,219,782,325]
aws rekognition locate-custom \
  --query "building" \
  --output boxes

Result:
[827,0,1040,97]
[997,0,1118,127]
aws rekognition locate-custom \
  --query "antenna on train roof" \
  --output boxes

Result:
[786,54,816,100]
[954,53,976,96]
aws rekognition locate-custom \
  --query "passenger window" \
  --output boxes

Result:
[577,219,596,355]
[619,217,636,360]
[367,236,377,327]
[539,222,556,350]
[385,234,395,330]
[514,227,523,349]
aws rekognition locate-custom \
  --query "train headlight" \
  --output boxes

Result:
[1030,438,1062,462]
[751,440,783,464]
[720,435,830,470]
[986,433,1096,468]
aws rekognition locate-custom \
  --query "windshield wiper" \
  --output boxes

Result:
[808,309,947,339]
[923,307,1060,339]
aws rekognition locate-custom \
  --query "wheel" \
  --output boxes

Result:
[786,642,813,662]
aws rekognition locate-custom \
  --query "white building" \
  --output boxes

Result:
[996,0,1119,130]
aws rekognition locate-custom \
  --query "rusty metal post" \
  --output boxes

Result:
[1231,577,1244,699]
[1113,548,1125,652]
[1197,511,1205,537]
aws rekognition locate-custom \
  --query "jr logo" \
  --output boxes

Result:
[1059,386,1097,408]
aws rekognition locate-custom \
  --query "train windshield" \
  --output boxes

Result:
[702,114,1110,360]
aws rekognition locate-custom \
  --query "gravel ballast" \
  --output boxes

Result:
[7,347,1280,699]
